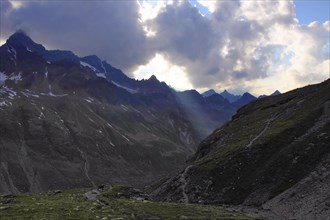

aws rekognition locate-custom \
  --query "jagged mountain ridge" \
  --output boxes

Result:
[220,90,242,103]
[151,79,330,220]
[270,90,281,96]
[6,31,137,89]
[204,88,281,105]
[259,90,282,99]
[2,31,247,137]
[0,31,240,193]
[203,89,243,103]
[201,89,217,97]
[233,92,257,108]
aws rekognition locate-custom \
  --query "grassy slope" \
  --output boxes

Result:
[152,79,330,207]
[197,82,329,168]
[0,186,254,219]
[191,80,330,204]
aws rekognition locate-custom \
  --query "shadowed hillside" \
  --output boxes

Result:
[152,79,330,220]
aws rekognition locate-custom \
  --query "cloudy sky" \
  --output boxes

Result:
[1,0,329,95]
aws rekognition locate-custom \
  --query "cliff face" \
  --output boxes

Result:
[152,79,330,220]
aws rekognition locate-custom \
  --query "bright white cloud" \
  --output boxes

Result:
[196,0,216,13]
[0,38,5,46]
[143,0,329,95]
[258,20,330,94]
[138,0,166,22]
[9,0,24,9]
[133,53,193,91]
[240,0,295,26]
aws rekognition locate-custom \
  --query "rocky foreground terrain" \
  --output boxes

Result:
[152,79,330,220]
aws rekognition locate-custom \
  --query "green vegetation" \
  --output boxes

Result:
[166,80,330,206]
[196,82,330,171]
[0,186,255,219]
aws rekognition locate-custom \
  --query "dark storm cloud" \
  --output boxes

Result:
[1,0,328,92]
[1,0,152,74]
[148,1,214,62]
[148,1,278,88]
[0,0,289,87]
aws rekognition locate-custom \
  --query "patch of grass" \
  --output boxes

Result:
[113,199,252,219]
[0,188,94,219]
[0,187,255,219]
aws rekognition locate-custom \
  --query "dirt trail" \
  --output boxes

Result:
[246,114,279,148]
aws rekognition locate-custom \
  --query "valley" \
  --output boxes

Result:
[152,79,330,220]
[0,31,242,193]
[0,31,329,220]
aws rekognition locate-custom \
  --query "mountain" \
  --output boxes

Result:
[259,90,281,99]
[7,30,79,63]
[271,90,281,96]
[233,92,257,108]
[220,90,241,103]
[205,93,230,106]
[258,94,267,99]
[151,79,330,220]
[175,90,234,138]
[0,31,240,193]
[202,89,217,97]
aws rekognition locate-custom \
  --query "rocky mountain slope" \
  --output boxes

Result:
[0,31,240,194]
[151,79,330,220]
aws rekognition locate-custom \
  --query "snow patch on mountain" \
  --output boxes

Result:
[84,98,93,103]
[22,91,39,98]
[0,72,7,86]
[8,72,22,83]
[121,134,130,142]
[80,61,107,79]
[101,61,106,73]
[38,110,45,119]
[121,104,129,111]
[0,86,16,96]
[7,45,17,59]
[48,93,68,97]
[80,61,97,72]
[40,84,68,97]
[96,73,106,79]
[0,101,8,107]
[0,86,16,108]
[112,81,138,94]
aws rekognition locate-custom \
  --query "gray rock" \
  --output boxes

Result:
[84,189,100,201]
[54,190,62,194]
[0,206,10,210]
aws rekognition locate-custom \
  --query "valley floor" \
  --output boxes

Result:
[0,186,254,220]
[224,205,286,220]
